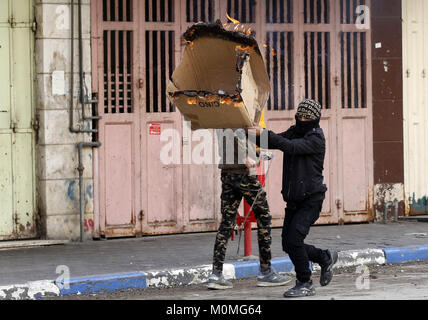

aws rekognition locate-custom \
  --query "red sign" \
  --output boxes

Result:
[149,123,161,135]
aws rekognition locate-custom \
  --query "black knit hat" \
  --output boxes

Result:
[296,99,322,121]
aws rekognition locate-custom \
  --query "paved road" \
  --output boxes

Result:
[2,221,427,286]
[47,261,428,300]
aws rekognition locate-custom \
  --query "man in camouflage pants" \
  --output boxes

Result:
[207,129,291,290]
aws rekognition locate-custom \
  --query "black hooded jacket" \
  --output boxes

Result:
[267,124,327,203]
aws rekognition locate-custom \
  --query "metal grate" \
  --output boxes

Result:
[186,0,215,22]
[266,0,293,24]
[145,0,174,22]
[266,32,294,110]
[103,0,133,21]
[340,0,366,24]
[304,0,330,24]
[103,30,133,114]
[304,32,331,109]
[340,32,366,108]
[145,30,175,113]
[226,0,256,24]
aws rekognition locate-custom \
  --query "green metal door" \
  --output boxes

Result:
[0,0,36,240]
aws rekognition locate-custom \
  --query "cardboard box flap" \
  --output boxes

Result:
[181,22,270,99]
[170,37,240,94]
[239,58,259,125]
[167,22,271,129]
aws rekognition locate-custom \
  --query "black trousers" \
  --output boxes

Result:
[282,199,329,283]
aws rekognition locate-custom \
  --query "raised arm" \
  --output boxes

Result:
[267,130,325,155]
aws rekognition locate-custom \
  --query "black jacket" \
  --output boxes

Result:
[267,126,327,203]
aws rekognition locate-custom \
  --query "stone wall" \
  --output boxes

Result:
[35,0,95,239]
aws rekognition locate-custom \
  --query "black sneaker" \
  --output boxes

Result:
[283,280,316,298]
[320,249,338,286]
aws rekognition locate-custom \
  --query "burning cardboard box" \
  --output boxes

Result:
[167,22,270,130]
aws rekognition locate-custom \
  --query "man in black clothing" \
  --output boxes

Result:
[252,99,338,297]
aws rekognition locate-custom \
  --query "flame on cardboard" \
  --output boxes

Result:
[224,13,253,36]
[166,22,270,130]
[186,97,197,105]
[170,91,244,108]
[226,12,240,24]
[235,44,256,52]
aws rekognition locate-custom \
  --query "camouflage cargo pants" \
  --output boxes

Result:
[212,172,272,272]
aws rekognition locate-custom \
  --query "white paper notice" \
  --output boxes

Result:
[52,70,65,95]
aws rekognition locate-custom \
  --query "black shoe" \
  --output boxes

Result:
[283,280,316,298]
[320,249,338,286]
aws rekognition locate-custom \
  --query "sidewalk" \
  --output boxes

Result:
[0,220,427,299]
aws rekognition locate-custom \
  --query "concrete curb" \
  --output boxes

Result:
[58,272,148,295]
[382,245,428,263]
[1,245,428,300]
[0,280,60,300]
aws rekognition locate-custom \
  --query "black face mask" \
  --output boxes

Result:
[294,115,319,136]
